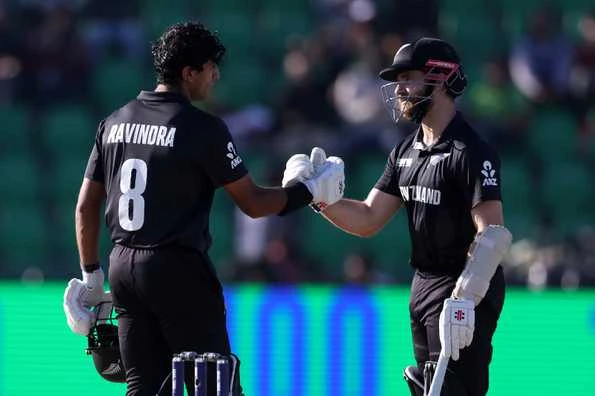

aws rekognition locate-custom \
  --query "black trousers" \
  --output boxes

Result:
[409,266,505,396]
[108,244,240,396]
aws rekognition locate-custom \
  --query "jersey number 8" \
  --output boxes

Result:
[118,158,147,231]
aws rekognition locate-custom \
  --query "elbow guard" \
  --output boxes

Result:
[453,225,512,305]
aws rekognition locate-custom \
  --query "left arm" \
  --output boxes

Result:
[438,200,512,360]
[437,145,513,361]
[452,199,512,304]
[471,200,504,232]
[453,142,512,304]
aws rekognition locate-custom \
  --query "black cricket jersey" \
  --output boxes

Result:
[375,112,502,274]
[84,91,248,252]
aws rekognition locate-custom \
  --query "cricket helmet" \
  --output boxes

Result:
[86,301,126,383]
[379,37,467,123]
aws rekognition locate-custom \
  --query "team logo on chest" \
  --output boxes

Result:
[481,161,498,186]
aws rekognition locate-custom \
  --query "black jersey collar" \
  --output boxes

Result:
[412,111,463,152]
[137,90,190,103]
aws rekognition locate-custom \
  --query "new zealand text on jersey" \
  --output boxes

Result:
[105,123,176,147]
[399,185,442,205]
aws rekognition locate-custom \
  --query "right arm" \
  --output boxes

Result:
[224,174,308,218]
[224,148,345,218]
[75,178,106,269]
[322,187,402,238]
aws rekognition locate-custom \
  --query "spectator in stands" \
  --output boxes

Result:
[509,5,573,106]
[80,0,145,62]
[342,251,392,285]
[232,236,323,283]
[330,21,400,156]
[0,3,24,104]
[463,58,531,152]
[21,6,91,106]
[380,0,438,41]
[569,10,595,139]
[273,36,342,156]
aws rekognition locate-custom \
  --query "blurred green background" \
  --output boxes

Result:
[0,0,594,285]
[1,0,595,394]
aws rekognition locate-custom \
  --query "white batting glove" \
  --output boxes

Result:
[282,154,314,187]
[308,147,330,211]
[302,155,345,211]
[438,297,475,361]
[310,147,326,174]
[64,289,112,336]
[63,268,106,336]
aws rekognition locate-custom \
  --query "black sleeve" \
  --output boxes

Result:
[460,141,502,207]
[199,118,248,187]
[374,147,402,199]
[84,120,105,183]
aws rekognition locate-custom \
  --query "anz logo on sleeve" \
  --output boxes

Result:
[226,142,243,169]
[481,161,498,187]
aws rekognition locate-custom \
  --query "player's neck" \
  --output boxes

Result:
[155,84,191,100]
[420,100,456,146]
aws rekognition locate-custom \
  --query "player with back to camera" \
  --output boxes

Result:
[284,37,512,395]
[62,21,345,396]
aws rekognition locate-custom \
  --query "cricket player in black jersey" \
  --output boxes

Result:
[62,22,344,396]
[284,38,513,395]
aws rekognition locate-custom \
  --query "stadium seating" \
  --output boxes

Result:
[348,153,387,200]
[299,211,367,275]
[500,155,539,240]
[1,0,594,281]
[0,154,40,204]
[50,157,88,201]
[141,0,192,40]
[0,105,29,155]
[440,8,506,70]
[527,107,579,163]
[41,105,96,158]
[540,160,595,235]
[0,203,49,275]
[500,155,534,213]
[92,58,151,115]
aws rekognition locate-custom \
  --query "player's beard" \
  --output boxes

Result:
[399,99,421,119]
[398,85,434,124]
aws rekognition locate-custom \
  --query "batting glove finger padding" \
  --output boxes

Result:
[64,279,97,336]
[438,298,475,361]
[282,154,314,187]
[303,156,345,210]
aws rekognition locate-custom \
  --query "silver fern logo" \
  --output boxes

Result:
[429,153,450,166]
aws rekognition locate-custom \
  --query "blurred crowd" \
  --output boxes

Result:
[0,0,594,288]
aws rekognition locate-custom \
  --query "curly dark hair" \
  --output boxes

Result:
[151,21,226,85]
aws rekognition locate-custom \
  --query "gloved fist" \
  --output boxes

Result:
[438,297,475,361]
[303,153,345,211]
[63,268,106,336]
[282,147,345,211]
[282,154,314,187]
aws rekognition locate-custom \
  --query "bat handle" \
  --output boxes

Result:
[427,353,449,396]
